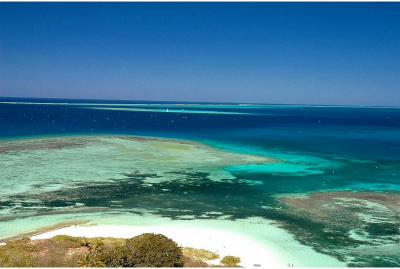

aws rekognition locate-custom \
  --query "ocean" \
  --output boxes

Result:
[0,97,399,266]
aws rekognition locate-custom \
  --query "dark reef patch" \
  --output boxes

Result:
[279,192,400,266]
[0,137,94,153]
[7,170,271,221]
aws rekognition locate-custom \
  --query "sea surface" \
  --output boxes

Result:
[0,97,399,266]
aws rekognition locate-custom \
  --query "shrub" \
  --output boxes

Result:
[79,240,106,267]
[0,238,39,267]
[51,235,83,248]
[220,255,241,267]
[125,233,184,267]
[101,244,129,267]
[182,247,219,261]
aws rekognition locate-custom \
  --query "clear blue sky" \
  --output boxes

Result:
[0,3,399,105]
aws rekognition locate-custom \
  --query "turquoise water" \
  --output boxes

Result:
[0,98,399,266]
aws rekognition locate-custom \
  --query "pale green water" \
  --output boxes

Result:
[0,135,347,267]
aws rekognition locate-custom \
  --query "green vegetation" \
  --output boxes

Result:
[220,256,241,267]
[125,233,184,267]
[181,247,219,267]
[0,233,226,267]
[52,235,85,247]
[0,236,82,267]
[182,247,219,261]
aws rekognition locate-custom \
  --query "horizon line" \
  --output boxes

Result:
[0,96,399,109]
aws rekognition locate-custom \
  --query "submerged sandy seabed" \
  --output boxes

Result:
[0,135,273,196]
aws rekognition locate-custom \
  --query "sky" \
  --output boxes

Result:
[0,3,399,106]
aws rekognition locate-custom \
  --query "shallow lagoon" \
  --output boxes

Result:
[0,98,399,266]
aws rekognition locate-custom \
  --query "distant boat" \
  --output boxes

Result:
[166,108,169,112]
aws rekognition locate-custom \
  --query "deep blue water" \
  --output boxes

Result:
[1,97,400,160]
[1,97,400,266]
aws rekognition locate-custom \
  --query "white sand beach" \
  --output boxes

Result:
[30,216,346,268]
[32,224,286,267]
